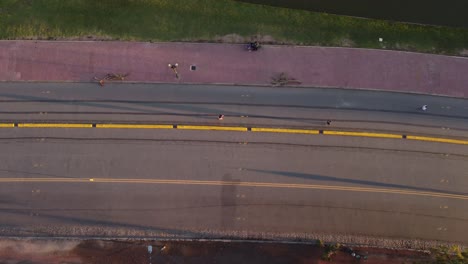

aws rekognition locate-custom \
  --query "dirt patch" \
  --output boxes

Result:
[0,239,81,264]
[0,239,78,254]
[214,33,246,43]
[214,34,277,44]
[55,35,115,41]
[252,34,277,44]
[8,34,115,41]
[0,239,436,264]
[460,49,468,56]
[339,38,355,47]
[72,240,148,264]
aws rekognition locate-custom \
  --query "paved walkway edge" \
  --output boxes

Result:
[0,80,464,100]
[0,41,467,98]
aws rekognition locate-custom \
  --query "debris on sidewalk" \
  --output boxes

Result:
[93,73,130,86]
[271,72,301,86]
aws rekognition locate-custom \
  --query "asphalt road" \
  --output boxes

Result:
[0,82,467,245]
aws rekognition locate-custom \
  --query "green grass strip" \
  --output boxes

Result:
[1,0,467,55]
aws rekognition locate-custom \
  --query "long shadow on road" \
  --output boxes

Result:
[248,169,468,196]
[0,208,202,238]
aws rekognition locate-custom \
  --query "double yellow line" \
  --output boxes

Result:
[0,177,466,200]
[0,122,467,145]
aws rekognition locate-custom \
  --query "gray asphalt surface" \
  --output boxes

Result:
[0,82,467,244]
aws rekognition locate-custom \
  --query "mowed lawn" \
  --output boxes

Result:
[1,0,467,55]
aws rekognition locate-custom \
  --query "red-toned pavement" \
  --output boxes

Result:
[0,40,467,98]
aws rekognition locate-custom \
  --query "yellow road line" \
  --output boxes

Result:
[5,122,468,145]
[18,123,92,128]
[177,125,247,132]
[0,178,88,183]
[252,127,319,134]
[0,177,466,200]
[324,130,401,139]
[407,135,468,145]
[96,124,173,129]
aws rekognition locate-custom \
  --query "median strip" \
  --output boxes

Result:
[17,123,93,128]
[323,130,401,139]
[5,122,467,146]
[177,125,248,132]
[406,135,468,145]
[96,124,173,129]
[251,127,318,134]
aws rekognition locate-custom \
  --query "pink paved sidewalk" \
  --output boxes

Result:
[0,41,467,98]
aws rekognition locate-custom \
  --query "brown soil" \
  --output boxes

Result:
[214,34,277,44]
[0,239,434,264]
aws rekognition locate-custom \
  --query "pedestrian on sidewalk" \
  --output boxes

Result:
[326,120,332,125]
[168,63,179,79]
[218,114,224,120]
[421,105,428,111]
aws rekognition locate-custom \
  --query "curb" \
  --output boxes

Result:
[0,80,465,100]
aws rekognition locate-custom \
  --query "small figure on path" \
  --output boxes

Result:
[168,63,179,79]
[421,105,428,111]
[326,120,332,125]
[247,41,260,52]
[218,114,224,120]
